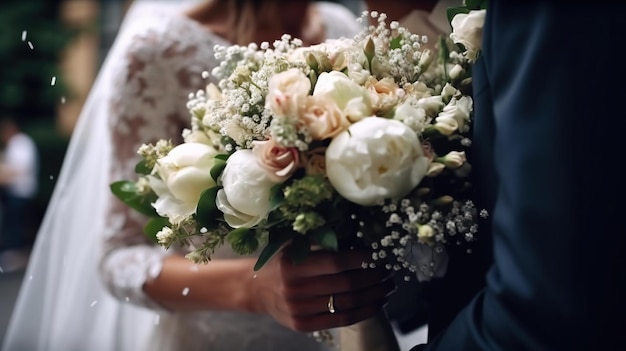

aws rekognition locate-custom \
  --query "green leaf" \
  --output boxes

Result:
[215,153,230,161]
[196,186,222,229]
[143,217,171,243]
[226,228,259,255]
[389,35,403,50]
[254,230,295,271]
[310,226,338,251]
[110,181,159,218]
[134,160,152,175]
[269,183,285,211]
[465,0,488,10]
[289,234,311,265]
[447,7,470,25]
[210,158,227,182]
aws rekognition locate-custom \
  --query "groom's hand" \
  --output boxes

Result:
[248,248,396,332]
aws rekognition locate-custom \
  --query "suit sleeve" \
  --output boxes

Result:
[417,2,626,350]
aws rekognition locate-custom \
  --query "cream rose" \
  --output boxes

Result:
[300,95,350,140]
[325,117,429,206]
[152,143,219,222]
[251,139,300,182]
[216,150,277,228]
[266,68,311,118]
[450,10,486,62]
[313,71,373,122]
[434,96,473,135]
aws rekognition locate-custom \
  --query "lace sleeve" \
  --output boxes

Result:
[99,20,206,310]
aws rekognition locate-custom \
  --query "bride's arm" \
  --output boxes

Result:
[98,26,263,313]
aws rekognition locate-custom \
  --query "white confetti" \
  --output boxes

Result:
[61,96,66,104]
[200,227,208,233]
[189,265,199,272]
[201,71,209,79]
[125,297,129,302]
[21,30,27,41]
[90,300,98,307]
[51,76,56,86]
[0,266,4,273]
[27,41,34,50]
[182,287,190,296]
[28,275,33,280]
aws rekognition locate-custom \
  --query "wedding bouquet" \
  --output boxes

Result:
[111,9,486,282]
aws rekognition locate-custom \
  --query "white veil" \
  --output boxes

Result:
[2,1,197,350]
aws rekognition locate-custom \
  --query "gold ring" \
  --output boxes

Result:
[327,294,336,314]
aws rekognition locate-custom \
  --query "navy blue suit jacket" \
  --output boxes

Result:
[412,1,626,350]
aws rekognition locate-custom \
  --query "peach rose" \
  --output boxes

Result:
[252,139,300,182]
[365,77,401,115]
[300,95,350,140]
[266,68,311,118]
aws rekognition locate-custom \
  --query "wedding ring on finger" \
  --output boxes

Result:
[327,294,336,314]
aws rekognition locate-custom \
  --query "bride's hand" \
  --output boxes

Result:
[247,248,396,332]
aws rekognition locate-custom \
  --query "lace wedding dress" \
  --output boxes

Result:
[100,2,362,351]
[2,2,362,351]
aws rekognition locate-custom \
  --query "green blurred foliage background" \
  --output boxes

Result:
[0,0,78,240]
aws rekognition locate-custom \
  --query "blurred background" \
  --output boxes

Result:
[0,0,366,343]
[0,0,132,341]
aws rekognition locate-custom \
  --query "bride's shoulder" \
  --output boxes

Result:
[121,11,225,64]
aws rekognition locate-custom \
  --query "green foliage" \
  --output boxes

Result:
[209,158,227,182]
[0,0,79,121]
[254,230,295,271]
[226,228,259,255]
[195,186,222,229]
[309,226,338,251]
[143,217,171,242]
[134,160,152,175]
[110,181,159,218]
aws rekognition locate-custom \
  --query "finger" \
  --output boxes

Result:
[285,267,393,297]
[275,277,396,316]
[279,249,375,279]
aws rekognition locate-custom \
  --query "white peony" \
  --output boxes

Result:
[151,143,219,222]
[313,71,373,122]
[216,150,277,228]
[325,117,429,206]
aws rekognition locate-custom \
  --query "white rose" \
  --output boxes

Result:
[434,96,473,135]
[346,62,371,85]
[441,83,458,100]
[313,71,373,122]
[448,64,465,80]
[392,97,428,131]
[266,68,311,118]
[152,143,219,221]
[415,95,445,117]
[325,117,429,206]
[216,150,277,228]
[450,10,486,62]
